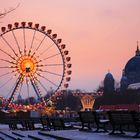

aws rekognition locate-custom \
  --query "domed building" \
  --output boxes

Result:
[120,70,128,93]
[120,44,140,92]
[104,72,115,95]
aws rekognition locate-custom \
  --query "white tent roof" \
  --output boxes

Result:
[128,83,140,90]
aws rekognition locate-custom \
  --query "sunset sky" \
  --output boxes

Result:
[0,0,140,92]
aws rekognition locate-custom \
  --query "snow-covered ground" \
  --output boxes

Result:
[40,129,138,140]
[0,124,138,140]
[0,124,56,140]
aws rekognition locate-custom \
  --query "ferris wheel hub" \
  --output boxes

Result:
[17,55,38,77]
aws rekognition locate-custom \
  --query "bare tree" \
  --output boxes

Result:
[0,3,20,18]
[96,81,104,92]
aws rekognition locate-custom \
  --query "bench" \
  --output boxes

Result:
[78,111,109,132]
[108,110,140,137]
[51,118,65,130]
[108,110,132,135]
[94,111,109,132]
[40,117,51,130]
[50,118,73,130]
[8,119,18,130]
[78,111,95,131]
[20,119,35,130]
[131,111,140,137]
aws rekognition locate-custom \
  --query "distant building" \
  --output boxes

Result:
[103,72,115,95]
[102,44,140,94]
[17,94,23,103]
[120,44,140,92]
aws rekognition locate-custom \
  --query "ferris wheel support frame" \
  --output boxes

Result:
[5,74,23,110]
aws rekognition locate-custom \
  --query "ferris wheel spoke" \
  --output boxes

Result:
[28,30,36,56]
[0,76,15,89]
[1,36,18,57]
[0,70,16,78]
[42,52,61,61]
[5,79,18,99]
[6,74,24,108]
[18,79,23,97]
[32,76,44,96]
[0,58,16,65]
[38,69,62,77]
[34,76,48,93]
[40,43,54,55]
[0,47,16,60]
[25,78,30,102]
[11,30,22,55]
[19,80,23,93]
[37,63,63,67]
[36,73,58,87]
[23,28,27,55]
[0,66,17,69]
[33,78,46,103]
[31,35,46,57]
[30,78,41,99]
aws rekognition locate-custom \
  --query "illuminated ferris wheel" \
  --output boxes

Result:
[0,22,72,109]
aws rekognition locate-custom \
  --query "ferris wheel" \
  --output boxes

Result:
[0,22,72,109]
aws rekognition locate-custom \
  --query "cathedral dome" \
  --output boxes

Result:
[123,45,140,85]
[125,46,140,75]
[120,43,140,92]
[104,72,114,80]
[125,55,140,74]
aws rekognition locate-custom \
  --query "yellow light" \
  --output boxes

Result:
[20,59,34,72]
[17,55,38,76]
[25,63,30,68]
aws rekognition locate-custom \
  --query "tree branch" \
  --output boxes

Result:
[0,3,20,18]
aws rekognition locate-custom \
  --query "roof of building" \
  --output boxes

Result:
[125,45,140,74]
[104,72,114,80]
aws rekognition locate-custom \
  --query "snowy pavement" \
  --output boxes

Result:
[39,129,138,140]
[0,124,138,140]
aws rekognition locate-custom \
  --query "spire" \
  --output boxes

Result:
[136,41,140,56]
[108,69,110,73]
[122,69,125,76]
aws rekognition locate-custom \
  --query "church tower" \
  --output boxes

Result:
[120,70,128,93]
[104,71,115,95]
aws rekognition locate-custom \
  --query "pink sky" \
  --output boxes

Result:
[0,0,140,91]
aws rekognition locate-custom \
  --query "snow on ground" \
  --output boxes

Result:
[0,124,56,140]
[40,129,138,140]
[0,124,138,140]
